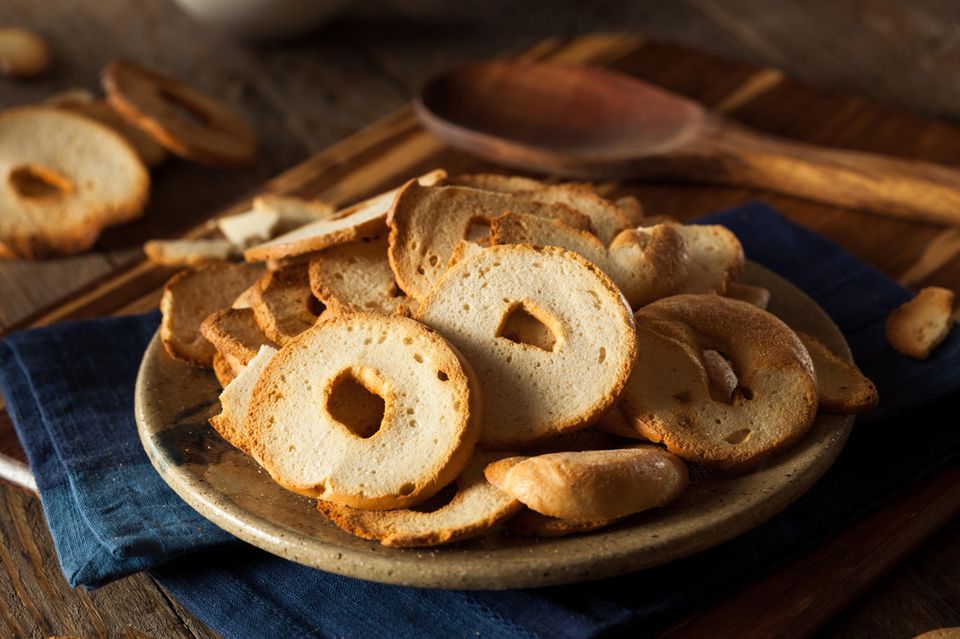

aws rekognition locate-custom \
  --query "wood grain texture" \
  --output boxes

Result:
[0,1,956,637]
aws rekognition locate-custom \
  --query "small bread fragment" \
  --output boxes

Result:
[245,170,446,263]
[797,331,878,414]
[484,446,688,521]
[725,281,771,309]
[246,313,481,509]
[210,345,277,452]
[308,236,409,315]
[253,193,337,225]
[102,60,257,167]
[506,508,621,537]
[144,238,238,267]
[249,263,325,345]
[490,212,688,308]
[702,349,738,403]
[316,452,522,547]
[621,296,818,471]
[56,99,168,168]
[219,196,337,249]
[201,307,276,365]
[0,107,149,258]
[445,173,631,244]
[417,244,637,448]
[159,262,264,367]
[0,28,52,78]
[885,286,955,359]
[389,181,593,300]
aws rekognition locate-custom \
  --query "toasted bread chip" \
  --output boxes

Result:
[615,195,643,225]
[144,238,238,267]
[201,307,276,365]
[246,313,481,509]
[725,281,771,309]
[417,244,637,448]
[308,236,409,315]
[249,263,325,345]
[245,170,445,263]
[445,173,631,244]
[484,446,687,521]
[797,331,878,414]
[212,351,239,387]
[702,348,738,402]
[506,508,621,537]
[389,181,593,300]
[594,405,646,439]
[102,60,257,167]
[0,107,149,258]
[316,452,522,547]
[0,28,52,78]
[885,286,955,359]
[56,99,168,168]
[210,345,277,452]
[490,213,688,308]
[673,224,744,294]
[159,262,264,367]
[621,296,818,471]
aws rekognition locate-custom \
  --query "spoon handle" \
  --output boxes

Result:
[676,117,960,227]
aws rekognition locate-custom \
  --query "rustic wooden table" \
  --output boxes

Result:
[0,1,958,637]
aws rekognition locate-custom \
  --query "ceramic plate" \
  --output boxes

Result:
[135,262,854,589]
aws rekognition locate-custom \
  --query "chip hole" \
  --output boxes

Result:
[437,370,448,381]
[496,301,559,352]
[398,482,415,496]
[724,429,752,445]
[464,217,490,243]
[326,368,386,439]
[9,165,74,199]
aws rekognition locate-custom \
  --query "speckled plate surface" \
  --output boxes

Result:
[135,262,854,589]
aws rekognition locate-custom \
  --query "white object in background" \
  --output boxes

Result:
[172,0,346,41]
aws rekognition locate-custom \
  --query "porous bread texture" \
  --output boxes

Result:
[505,508,621,537]
[159,262,264,367]
[144,238,238,267]
[245,170,446,262]
[796,331,878,414]
[0,28,52,78]
[308,236,409,315]
[621,295,818,471]
[102,60,257,167]
[248,263,324,345]
[416,244,637,448]
[388,181,594,300]
[484,446,688,521]
[444,173,631,244]
[212,351,237,387]
[885,286,955,359]
[490,213,688,308]
[316,451,522,547]
[220,195,338,249]
[0,107,149,258]
[725,281,771,309]
[201,307,276,365]
[246,313,481,509]
[672,223,744,294]
[210,345,278,452]
[56,99,168,168]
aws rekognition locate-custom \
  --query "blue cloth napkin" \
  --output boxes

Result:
[1,202,958,638]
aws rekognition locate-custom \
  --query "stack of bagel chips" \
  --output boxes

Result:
[157,171,879,547]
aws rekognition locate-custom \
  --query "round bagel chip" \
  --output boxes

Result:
[102,60,257,167]
[316,452,523,547]
[0,107,149,258]
[0,28,52,78]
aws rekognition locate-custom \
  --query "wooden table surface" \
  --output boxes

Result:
[0,1,959,637]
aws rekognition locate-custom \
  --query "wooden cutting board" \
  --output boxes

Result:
[1,34,958,637]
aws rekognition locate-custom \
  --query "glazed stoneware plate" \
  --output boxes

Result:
[135,261,854,589]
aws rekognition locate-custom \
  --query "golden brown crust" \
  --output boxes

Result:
[201,307,276,365]
[0,107,149,259]
[144,238,238,267]
[621,295,818,471]
[102,60,257,167]
[307,236,409,315]
[212,351,237,387]
[885,286,955,359]
[484,447,688,521]
[796,331,878,414]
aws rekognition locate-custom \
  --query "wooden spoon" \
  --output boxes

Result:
[415,61,960,227]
